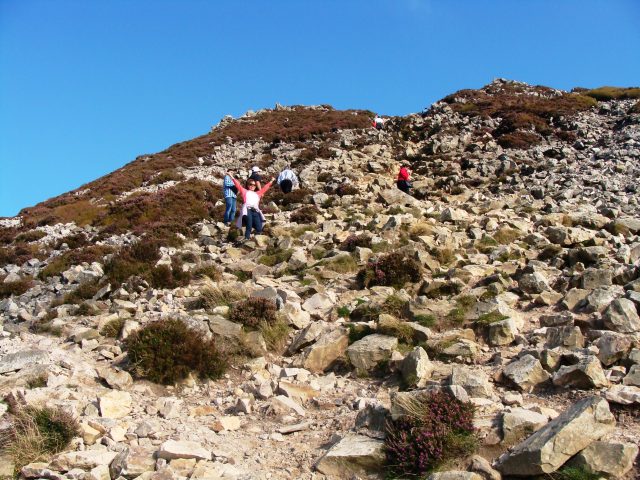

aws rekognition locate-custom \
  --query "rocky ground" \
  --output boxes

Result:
[1,80,640,479]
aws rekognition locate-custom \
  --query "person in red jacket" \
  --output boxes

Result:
[397,163,412,193]
[226,171,275,239]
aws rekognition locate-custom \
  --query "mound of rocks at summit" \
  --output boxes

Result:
[1,80,640,479]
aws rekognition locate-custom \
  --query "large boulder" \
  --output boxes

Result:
[98,390,132,419]
[450,367,494,398]
[593,331,634,366]
[496,396,616,476]
[299,328,349,373]
[400,346,434,388]
[567,440,639,478]
[502,355,550,393]
[603,298,640,333]
[50,450,118,472]
[502,408,549,445]
[347,334,398,372]
[315,433,385,479]
[552,356,608,389]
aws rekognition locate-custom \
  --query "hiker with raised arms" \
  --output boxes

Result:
[226,171,275,240]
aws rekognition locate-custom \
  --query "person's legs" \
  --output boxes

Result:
[397,180,409,193]
[245,210,254,239]
[280,179,292,194]
[253,211,264,234]
[224,197,236,224]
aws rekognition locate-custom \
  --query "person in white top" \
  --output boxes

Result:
[277,166,299,194]
[373,115,387,130]
[227,172,275,239]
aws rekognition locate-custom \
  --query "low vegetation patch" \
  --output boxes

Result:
[476,311,509,325]
[550,466,601,480]
[125,319,227,385]
[384,391,477,477]
[0,278,34,299]
[0,403,80,474]
[101,318,126,338]
[582,86,640,101]
[339,234,372,252]
[15,230,47,243]
[229,298,277,328]
[323,254,358,274]
[258,317,291,353]
[290,205,319,224]
[357,252,422,289]
[259,247,293,267]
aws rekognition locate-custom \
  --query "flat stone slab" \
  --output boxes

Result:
[315,433,385,478]
[0,350,48,374]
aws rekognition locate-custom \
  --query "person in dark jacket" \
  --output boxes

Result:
[248,166,262,190]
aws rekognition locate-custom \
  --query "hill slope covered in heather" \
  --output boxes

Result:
[1,80,640,479]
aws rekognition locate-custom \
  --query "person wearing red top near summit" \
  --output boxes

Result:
[397,163,412,193]
[226,171,275,239]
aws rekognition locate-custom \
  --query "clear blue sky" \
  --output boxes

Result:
[1,0,639,217]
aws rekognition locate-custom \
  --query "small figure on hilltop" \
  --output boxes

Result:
[277,165,299,193]
[373,114,387,130]
[248,166,263,190]
[226,171,275,240]
[397,163,412,194]
[222,171,238,226]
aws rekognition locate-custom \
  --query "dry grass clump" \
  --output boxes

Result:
[198,285,246,310]
[191,264,222,282]
[124,319,227,385]
[0,402,80,474]
[147,169,184,185]
[582,86,640,101]
[259,247,293,267]
[101,318,126,338]
[258,317,291,353]
[493,227,522,245]
[324,254,358,274]
[15,230,47,243]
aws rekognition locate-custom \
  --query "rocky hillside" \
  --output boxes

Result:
[1,80,640,479]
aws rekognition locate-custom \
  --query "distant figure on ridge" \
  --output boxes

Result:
[373,115,387,130]
[277,165,299,194]
[226,171,275,240]
[396,163,412,194]
[222,171,238,226]
[248,166,263,190]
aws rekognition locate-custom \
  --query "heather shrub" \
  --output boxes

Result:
[269,187,313,209]
[0,403,80,474]
[384,391,476,477]
[290,206,319,224]
[630,101,640,114]
[60,279,101,305]
[357,253,422,288]
[124,319,227,385]
[229,298,277,328]
[0,278,33,299]
[339,234,372,252]
[336,183,358,197]
[192,264,222,281]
